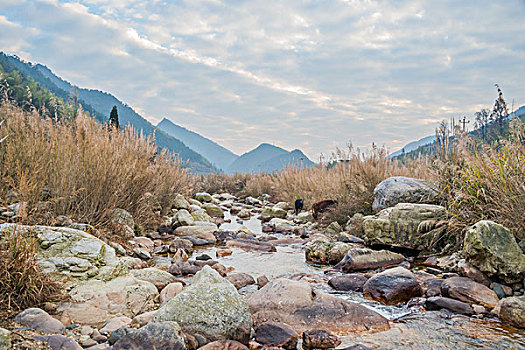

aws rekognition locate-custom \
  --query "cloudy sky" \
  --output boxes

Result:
[1,0,524,159]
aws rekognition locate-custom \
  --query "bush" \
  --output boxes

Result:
[0,103,191,228]
[0,227,63,313]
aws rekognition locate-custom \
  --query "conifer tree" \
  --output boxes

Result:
[109,105,119,129]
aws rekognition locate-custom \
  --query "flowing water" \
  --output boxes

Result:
[194,211,525,349]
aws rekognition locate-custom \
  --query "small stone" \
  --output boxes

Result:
[80,326,94,336]
[257,275,269,289]
[80,335,97,347]
[131,311,157,328]
[99,316,132,335]
[107,327,133,345]
[255,322,299,349]
[226,272,256,289]
[134,247,152,259]
[196,254,213,261]
[160,282,184,303]
[15,308,66,334]
[33,335,82,350]
[328,274,367,292]
[302,329,341,349]
[199,340,248,349]
[216,249,233,257]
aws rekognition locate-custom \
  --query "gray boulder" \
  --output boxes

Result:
[174,209,195,227]
[113,321,185,350]
[15,308,65,334]
[372,176,439,212]
[153,265,252,344]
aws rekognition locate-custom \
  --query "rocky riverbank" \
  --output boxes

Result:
[0,176,524,349]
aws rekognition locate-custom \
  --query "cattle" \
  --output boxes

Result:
[294,198,304,215]
[312,199,338,220]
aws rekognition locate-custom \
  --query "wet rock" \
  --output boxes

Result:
[328,274,368,292]
[160,282,184,303]
[334,248,405,272]
[457,259,490,286]
[337,233,365,244]
[496,296,525,328]
[99,316,132,335]
[247,278,389,334]
[113,322,185,350]
[305,239,354,265]
[175,225,217,244]
[33,335,82,350]
[441,276,499,309]
[255,322,299,349]
[421,278,443,297]
[169,238,195,255]
[130,267,178,290]
[362,203,448,250]
[226,239,276,252]
[257,275,269,289]
[191,209,213,222]
[425,297,474,315]
[57,275,158,326]
[15,308,65,334]
[226,272,256,289]
[154,265,252,344]
[195,192,213,203]
[463,220,525,279]
[302,329,341,349]
[0,224,124,282]
[199,340,249,349]
[363,267,422,305]
[372,176,439,212]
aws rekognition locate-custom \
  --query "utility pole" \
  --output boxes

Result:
[460,116,470,132]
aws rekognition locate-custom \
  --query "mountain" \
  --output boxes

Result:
[0,52,215,174]
[157,118,237,171]
[389,135,436,158]
[227,143,313,173]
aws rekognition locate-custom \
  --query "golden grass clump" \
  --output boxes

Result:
[0,227,63,313]
[0,103,191,228]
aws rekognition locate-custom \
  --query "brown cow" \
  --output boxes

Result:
[312,199,338,219]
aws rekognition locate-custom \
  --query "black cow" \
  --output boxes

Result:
[294,198,304,215]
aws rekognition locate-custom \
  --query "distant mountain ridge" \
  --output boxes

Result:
[157,118,237,171]
[0,52,215,174]
[227,143,314,174]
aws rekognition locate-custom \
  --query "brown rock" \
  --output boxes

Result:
[457,260,490,286]
[199,340,249,350]
[334,248,405,272]
[441,277,499,309]
[363,267,422,305]
[421,278,443,297]
[160,282,184,303]
[302,329,341,349]
[216,249,233,257]
[328,274,367,292]
[257,275,269,289]
[226,239,276,252]
[247,278,389,334]
[496,296,525,328]
[255,322,299,349]
[226,273,256,289]
[425,296,474,315]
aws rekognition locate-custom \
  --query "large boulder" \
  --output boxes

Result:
[153,265,252,344]
[463,220,525,279]
[0,224,124,282]
[496,296,525,329]
[441,277,499,310]
[247,278,389,334]
[362,203,448,250]
[305,240,354,265]
[334,248,405,272]
[363,267,422,305]
[113,321,185,350]
[57,275,159,326]
[372,176,439,212]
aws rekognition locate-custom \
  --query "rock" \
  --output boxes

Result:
[237,209,252,219]
[175,225,217,244]
[99,316,132,335]
[441,276,499,309]
[294,211,314,224]
[202,203,225,218]
[216,249,232,257]
[362,203,448,250]
[491,282,513,299]
[33,335,82,350]
[168,261,201,276]
[425,297,474,315]
[305,239,354,265]
[226,239,276,252]
[14,308,65,334]
[79,336,97,348]
[120,256,145,270]
[172,194,191,210]
[131,268,178,290]
[372,176,439,212]
[134,236,154,251]
[463,220,525,279]
[160,282,184,303]
[199,340,249,350]
[113,322,185,350]
[195,192,213,203]
[334,248,405,272]
[226,272,256,289]
[0,224,124,282]
[324,221,343,236]
[247,278,389,334]
[134,247,152,259]
[457,259,490,286]
[169,238,194,254]
[109,208,135,227]
[421,278,443,297]
[191,209,213,222]
[255,322,299,349]
[0,327,11,350]
[57,275,158,326]
[362,267,422,305]
[153,265,252,344]
[110,242,127,256]
[302,329,341,349]
[328,274,368,292]
[257,275,269,289]
[174,209,195,227]
[108,327,133,345]
[496,296,525,328]
[261,206,287,220]
[131,310,157,327]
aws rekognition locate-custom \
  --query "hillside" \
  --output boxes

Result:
[0,52,215,174]
[157,118,237,171]
[227,143,314,173]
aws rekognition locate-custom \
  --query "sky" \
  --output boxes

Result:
[1,0,524,160]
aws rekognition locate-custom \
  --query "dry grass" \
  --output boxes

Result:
[0,227,63,313]
[0,103,191,229]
